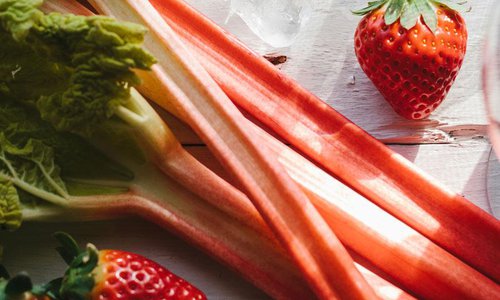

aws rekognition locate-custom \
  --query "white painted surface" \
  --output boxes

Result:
[1,1,498,299]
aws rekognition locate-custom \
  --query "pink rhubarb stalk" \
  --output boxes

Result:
[85,0,377,299]
[146,0,500,283]
[46,1,500,298]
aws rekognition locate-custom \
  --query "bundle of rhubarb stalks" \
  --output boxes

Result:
[1,0,499,299]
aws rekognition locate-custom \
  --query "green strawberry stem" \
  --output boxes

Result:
[54,234,99,300]
[353,0,467,32]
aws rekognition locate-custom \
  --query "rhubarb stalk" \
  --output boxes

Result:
[22,176,317,300]
[44,1,500,298]
[146,0,500,282]
[0,2,399,299]
[255,124,500,299]
[86,0,376,298]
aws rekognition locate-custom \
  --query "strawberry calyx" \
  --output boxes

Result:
[0,272,33,298]
[0,271,57,299]
[353,0,467,32]
[0,264,60,299]
[53,232,99,300]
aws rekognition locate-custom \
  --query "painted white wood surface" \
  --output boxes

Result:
[1,1,498,299]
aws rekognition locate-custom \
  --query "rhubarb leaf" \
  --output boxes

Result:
[0,0,43,40]
[0,100,134,181]
[0,0,156,136]
[0,179,21,230]
[0,99,136,206]
[0,0,157,224]
[0,131,68,203]
[0,100,138,232]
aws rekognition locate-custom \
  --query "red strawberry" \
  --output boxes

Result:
[353,0,468,119]
[54,233,207,300]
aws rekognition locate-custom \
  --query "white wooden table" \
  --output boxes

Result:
[1,1,498,299]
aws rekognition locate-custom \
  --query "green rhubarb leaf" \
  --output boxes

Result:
[0,72,143,229]
[0,179,21,230]
[0,100,137,219]
[0,0,43,40]
[0,100,136,211]
[0,100,134,182]
[0,0,156,137]
[0,97,140,233]
[0,132,69,203]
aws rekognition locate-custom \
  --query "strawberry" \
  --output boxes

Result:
[54,232,207,300]
[353,0,468,119]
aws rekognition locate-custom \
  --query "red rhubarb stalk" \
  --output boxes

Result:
[10,1,406,299]
[255,124,500,299]
[148,0,500,282]
[86,0,376,299]
[122,67,500,300]
[25,180,316,299]
[27,170,416,300]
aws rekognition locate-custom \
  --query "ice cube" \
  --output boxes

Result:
[229,0,312,48]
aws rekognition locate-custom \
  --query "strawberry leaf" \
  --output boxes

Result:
[352,0,387,16]
[432,0,467,12]
[416,0,438,32]
[32,277,63,299]
[354,0,465,32]
[60,244,99,300]
[54,232,82,265]
[400,1,419,29]
[385,0,405,25]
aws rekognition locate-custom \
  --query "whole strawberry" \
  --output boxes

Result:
[54,233,207,300]
[353,0,467,119]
